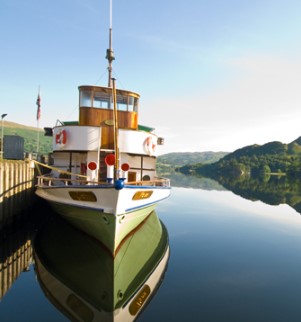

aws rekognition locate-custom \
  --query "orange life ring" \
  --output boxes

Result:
[55,129,67,147]
[144,136,157,155]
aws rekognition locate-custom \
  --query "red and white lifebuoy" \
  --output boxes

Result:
[144,136,157,155]
[55,129,67,148]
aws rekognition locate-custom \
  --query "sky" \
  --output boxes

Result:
[2,0,301,153]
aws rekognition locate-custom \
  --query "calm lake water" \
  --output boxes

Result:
[2,174,301,321]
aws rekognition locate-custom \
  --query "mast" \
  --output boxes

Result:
[106,1,120,182]
[106,0,115,87]
[112,78,119,180]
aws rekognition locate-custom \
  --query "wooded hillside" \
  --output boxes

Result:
[177,137,301,178]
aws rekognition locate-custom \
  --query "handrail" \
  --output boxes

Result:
[36,175,170,188]
[126,178,170,187]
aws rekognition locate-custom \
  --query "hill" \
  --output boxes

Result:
[177,137,301,179]
[224,138,301,159]
[2,121,52,154]
[157,151,228,174]
[158,151,229,166]
[4,121,43,131]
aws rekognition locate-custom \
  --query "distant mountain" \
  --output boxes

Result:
[158,151,229,166]
[177,137,301,179]
[157,151,229,174]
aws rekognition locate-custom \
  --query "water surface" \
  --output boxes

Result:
[2,178,301,321]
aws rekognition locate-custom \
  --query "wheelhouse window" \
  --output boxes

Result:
[79,87,139,112]
[116,94,138,112]
[93,92,112,109]
[80,90,92,107]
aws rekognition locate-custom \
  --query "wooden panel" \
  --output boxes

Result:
[79,107,138,129]
[101,127,114,149]
[128,171,137,182]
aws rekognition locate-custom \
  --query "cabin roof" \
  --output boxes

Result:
[78,85,140,99]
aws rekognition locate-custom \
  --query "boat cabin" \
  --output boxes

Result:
[46,85,163,184]
[79,85,140,130]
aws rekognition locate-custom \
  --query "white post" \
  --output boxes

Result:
[96,127,101,181]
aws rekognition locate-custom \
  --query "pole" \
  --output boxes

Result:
[36,87,41,156]
[106,0,115,87]
[1,118,3,160]
[1,114,7,159]
[112,78,119,180]
[96,127,101,182]
[37,120,40,155]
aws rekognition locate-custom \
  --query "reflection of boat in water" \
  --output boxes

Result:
[34,0,171,256]
[33,211,169,321]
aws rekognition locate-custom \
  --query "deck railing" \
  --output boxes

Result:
[36,175,170,188]
[32,158,170,188]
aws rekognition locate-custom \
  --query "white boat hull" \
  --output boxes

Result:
[35,184,171,254]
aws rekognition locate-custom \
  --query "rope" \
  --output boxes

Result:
[27,159,89,179]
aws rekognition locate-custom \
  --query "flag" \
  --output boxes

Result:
[36,93,41,121]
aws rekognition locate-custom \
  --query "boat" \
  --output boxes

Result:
[34,1,171,254]
[34,211,170,322]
